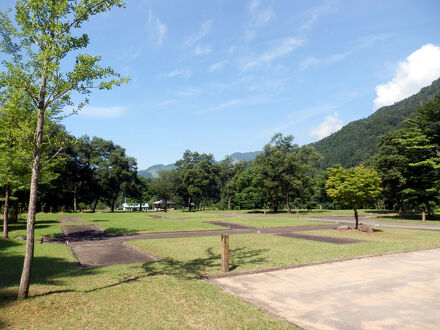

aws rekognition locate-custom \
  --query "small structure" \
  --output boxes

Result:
[153,199,175,211]
[122,203,149,211]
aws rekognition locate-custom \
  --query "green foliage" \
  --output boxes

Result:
[313,78,440,169]
[326,164,382,227]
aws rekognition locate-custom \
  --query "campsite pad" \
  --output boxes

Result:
[206,221,254,229]
[71,242,159,267]
[59,217,85,223]
[278,232,364,244]
[61,224,105,241]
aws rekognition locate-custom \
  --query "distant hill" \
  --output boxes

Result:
[312,77,440,169]
[138,151,261,179]
[138,164,177,179]
[228,151,261,163]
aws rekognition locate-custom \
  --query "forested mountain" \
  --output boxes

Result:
[139,164,177,179]
[139,151,261,179]
[229,151,261,162]
[312,77,440,169]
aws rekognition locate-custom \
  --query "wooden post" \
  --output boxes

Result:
[422,211,426,222]
[221,234,229,272]
[296,209,299,219]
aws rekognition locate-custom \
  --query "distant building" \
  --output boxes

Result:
[122,203,149,211]
[152,199,175,211]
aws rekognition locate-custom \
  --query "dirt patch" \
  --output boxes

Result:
[70,242,159,267]
[59,217,85,223]
[206,221,255,229]
[277,232,364,244]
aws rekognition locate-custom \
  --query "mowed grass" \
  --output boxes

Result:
[131,228,440,276]
[3,211,329,239]
[0,237,294,329]
[2,210,440,329]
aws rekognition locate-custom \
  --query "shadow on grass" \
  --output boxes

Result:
[141,247,268,280]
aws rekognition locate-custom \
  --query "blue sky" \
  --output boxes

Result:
[3,1,440,169]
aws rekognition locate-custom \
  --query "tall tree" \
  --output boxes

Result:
[0,0,128,299]
[326,164,382,229]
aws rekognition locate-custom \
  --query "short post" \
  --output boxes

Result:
[296,209,299,219]
[221,234,229,272]
[422,211,426,222]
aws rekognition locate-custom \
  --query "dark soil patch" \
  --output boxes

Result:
[59,217,85,223]
[71,242,159,267]
[277,232,364,244]
[206,221,255,229]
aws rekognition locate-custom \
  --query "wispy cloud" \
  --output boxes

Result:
[161,69,192,79]
[184,20,213,48]
[177,87,203,97]
[309,112,343,139]
[208,60,227,72]
[298,0,339,31]
[203,99,242,113]
[194,45,213,56]
[300,33,391,70]
[156,99,175,107]
[374,43,440,110]
[243,37,305,71]
[147,10,167,46]
[244,0,275,41]
[80,106,127,119]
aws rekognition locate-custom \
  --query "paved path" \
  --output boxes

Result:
[211,248,440,330]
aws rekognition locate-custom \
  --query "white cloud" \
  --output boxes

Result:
[177,87,202,97]
[208,60,227,72]
[194,45,213,56]
[184,20,213,48]
[299,0,338,31]
[161,69,192,79]
[147,10,167,46]
[374,44,440,109]
[80,106,127,119]
[244,0,275,41]
[243,37,305,71]
[309,112,343,139]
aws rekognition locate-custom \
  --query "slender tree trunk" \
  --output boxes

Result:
[188,196,191,212]
[396,197,403,216]
[285,192,291,214]
[227,194,231,211]
[18,97,46,299]
[3,184,10,239]
[73,185,77,213]
[92,196,99,213]
[353,208,359,229]
[164,200,167,213]
[425,200,433,218]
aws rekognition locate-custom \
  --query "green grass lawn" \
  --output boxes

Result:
[2,210,440,329]
[130,228,440,276]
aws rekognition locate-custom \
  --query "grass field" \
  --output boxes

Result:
[1,210,440,329]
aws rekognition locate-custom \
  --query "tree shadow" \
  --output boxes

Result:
[141,247,268,280]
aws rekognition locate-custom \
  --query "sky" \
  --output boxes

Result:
[2,0,440,169]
